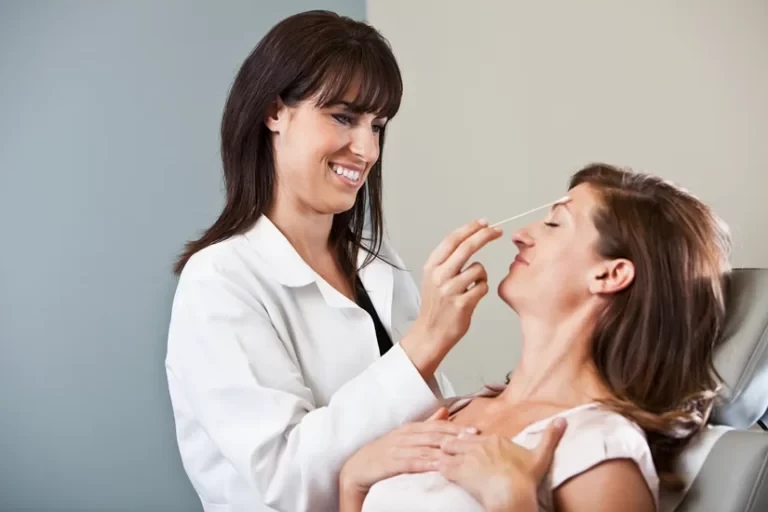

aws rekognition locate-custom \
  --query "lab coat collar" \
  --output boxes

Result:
[244,215,394,321]
[245,215,317,287]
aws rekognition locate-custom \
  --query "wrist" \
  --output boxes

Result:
[340,464,371,494]
[339,484,366,512]
[483,476,539,512]
[400,325,444,380]
[485,494,537,512]
[339,472,367,511]
[339,467,362,493]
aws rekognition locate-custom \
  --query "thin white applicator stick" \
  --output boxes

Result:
[489,196,571,228]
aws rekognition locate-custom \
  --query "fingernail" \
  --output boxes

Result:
[464,427,478,434]
[478,218,488,226]
[493,227,503,233]
[553,417,567,428]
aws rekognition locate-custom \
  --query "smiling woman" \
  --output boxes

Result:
[164,9,505,512]
[264,84,391,234]
[172,10,403,289]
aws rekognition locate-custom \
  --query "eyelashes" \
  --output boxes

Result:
[332,113,384,133]
[544,222,560,228]
[332,113,354,125]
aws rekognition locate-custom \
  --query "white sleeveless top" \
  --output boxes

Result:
[361,385,660,512]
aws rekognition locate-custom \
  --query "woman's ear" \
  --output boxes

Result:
[589,259,635,295]
[264,96,287,133]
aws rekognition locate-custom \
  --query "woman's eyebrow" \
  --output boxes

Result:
[490,195,571,228]
[550,202,571,216]
[330,100,365,113]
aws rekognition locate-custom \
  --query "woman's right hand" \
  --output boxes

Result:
[401,219,503,378]
[339,407,476,509]
[439,418,567,512]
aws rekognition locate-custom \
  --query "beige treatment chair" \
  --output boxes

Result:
[659,268,768,512]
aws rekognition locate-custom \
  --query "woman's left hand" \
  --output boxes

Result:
[438,418,567,512]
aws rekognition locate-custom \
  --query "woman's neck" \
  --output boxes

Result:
[264,182,360,301]
[265,193,335,263]
[499,310,611,408]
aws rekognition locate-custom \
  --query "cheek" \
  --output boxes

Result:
[289,119,345,159]
[537,239,591,285]
[534,237,572,268]
[312,123,349,157]
[556,249,597,293]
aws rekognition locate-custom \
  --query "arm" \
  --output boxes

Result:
[553,459,656,512]
[339,479,366,512]
[165,260,440,512]
[484,480,539,512]
[547,414,659,512]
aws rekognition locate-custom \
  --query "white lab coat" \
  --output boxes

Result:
[165,214,454,512]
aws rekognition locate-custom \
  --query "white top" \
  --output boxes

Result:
[165,215,453,512]
[362,385,660,512]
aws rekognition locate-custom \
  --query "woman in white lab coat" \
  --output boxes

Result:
[165,10,504,512]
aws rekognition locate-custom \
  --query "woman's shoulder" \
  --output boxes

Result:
[179,233,251,276]
[171,230,294,321]
[175,233,273,291]
[532,404,660,505]
[176,216,307,290]
[557,403,648,438]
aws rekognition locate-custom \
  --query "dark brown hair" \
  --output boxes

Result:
[571,163,732,491]
[173,10,403,285]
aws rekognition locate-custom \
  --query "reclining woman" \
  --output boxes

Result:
[340,164,733,512]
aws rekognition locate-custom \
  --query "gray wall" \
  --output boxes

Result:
[0,1,364,510]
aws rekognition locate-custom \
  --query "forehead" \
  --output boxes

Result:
[550,184,602,230]
[559,183,599,212]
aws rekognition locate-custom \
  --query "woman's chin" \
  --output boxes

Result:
[497,278,518,307]
[324,195,360,215]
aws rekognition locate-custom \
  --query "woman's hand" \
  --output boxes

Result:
[401,219,503,378]
[339,408,476,509]
[439,418,567,512]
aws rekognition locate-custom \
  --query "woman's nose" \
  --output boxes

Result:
[512,226,535,249]
[349,126,379,163]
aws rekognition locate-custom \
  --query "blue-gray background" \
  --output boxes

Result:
[0,1,364,510]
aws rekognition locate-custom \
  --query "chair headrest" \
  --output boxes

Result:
[711,267,768,428]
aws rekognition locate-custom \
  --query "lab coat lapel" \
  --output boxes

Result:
[245,215,394,327]
[314,279,355,308]
[357,249,394,336]
[244,215,316,287]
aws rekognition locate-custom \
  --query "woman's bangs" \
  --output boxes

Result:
[312,49,402,119]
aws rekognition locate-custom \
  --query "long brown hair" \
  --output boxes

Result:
[173,10,403,287]
[570,164,732,490]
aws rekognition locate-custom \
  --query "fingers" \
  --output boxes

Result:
[408,418,476,436]
[455,279,489,312]
[531,417,567,478]
[439,433,484,455]
[403,431,463,450]
[437,452,463,481]
[443,262,488,295]
[424,219,492,269]
[425,407,450,421]
[439,225,503,278]
[395,446,443,474]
